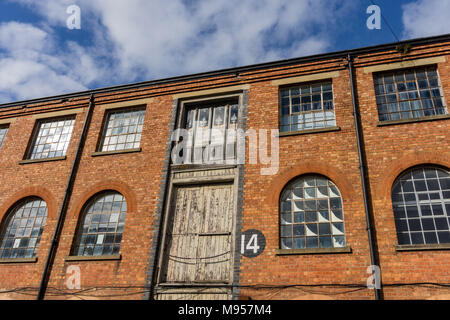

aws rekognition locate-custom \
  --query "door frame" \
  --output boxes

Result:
[155,170,239,287]
[150,89,248,300]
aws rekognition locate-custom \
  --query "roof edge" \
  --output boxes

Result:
[1,33,450,109]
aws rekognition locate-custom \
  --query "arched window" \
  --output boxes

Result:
[280,175,346,249]
[72,191,127,256]
[392,166,450,245]
[0,197,47,259]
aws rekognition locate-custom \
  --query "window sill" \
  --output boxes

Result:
[65,254,122,262]
[275,246,352,255]
[377,114,450,127]
[278,126,340,137]
[171,164,238,171]
[19,156,67,165]
[395,244,450,252]
[91,148,141,157]
[0,257,37,264]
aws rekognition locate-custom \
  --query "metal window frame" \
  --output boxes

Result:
[278,80,336,133]
[96,105,147,152]
[373,65,448,122]
[0,125,9,150]
[0,197,48,260]
[25,116,76,160]
[70,190,127,257]
[392,166,450,246]
[278,174,346,251]
[174,93,242,166]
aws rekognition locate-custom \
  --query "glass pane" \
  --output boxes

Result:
[279,82,335,132]
[0,198,47,259]
[0,126,8,150]
[72,192,127,256]
[213,107,225,126]
[279,176,345,249]
[29,118,75,159]
[374,67,447,122]
[392,167,450,245]
[100,108,146,152]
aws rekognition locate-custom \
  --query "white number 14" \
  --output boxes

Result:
[241,234,260,254]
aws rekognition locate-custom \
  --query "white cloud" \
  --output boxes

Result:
[402,0,450,39]
[1,0,353,103]
[84,0,347,77]
[0,21,103,103]
[0,58,86,99]
[0,22,48,52]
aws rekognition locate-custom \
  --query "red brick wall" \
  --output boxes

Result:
[239,67,374,300]
[354,44,450,300]
[0,40,448,300]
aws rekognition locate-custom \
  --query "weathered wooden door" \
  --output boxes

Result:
[158,183,235,299]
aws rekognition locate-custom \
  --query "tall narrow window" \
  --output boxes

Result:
[279,81,335,133]
[99,107,146,152]
[0,197,47,259]
[0,125,8,150]
[280,175,346,250]
[392,166,450,245]
[374,66,447,121]
[178,100,239,164]
[28,117,75,160]
[72,191,127,256]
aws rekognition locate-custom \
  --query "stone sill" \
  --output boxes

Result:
[19,156,66,165]
[278,126,341,137]
[276,246,352,256]
[395,244,450,252]
[171,164,238,172]
[65,254,122,262]
[91,148,141,157]
[0,257,37,264]
[377,114,450,127]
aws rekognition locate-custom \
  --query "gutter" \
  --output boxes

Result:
[347,54,381,300]
[1,33,449,110]
[36,94,95,300]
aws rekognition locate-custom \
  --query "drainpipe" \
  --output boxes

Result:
[347,54,381,300]
[37,94,95,300]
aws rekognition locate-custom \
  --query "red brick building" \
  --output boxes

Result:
[0,34,449,300]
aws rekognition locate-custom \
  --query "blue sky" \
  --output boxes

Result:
[0,0,449,104]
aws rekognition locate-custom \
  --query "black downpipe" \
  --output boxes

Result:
[37,94,95,300]
[347,54,381,300]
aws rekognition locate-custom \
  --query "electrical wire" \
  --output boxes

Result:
[0,282,448,299]
[368,0,401,42]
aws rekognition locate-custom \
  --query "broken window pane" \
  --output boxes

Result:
[72,192,127,257]
[373,66,447,121]
[0,197,47,259]
[100,108,146,152]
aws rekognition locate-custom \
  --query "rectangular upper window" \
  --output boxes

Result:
[175,99,239,165]
[27,117,75,160]
[279,81,336,133]
[0,125,9,150]
[98,107,146,152]
[374,66,447,122]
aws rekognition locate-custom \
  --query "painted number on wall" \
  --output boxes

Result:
[241,229,266,258]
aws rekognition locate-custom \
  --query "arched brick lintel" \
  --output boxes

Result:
[0,186,58,222]
[265,162,356,208]
[375,152,450,201]
[68,180,137,219]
